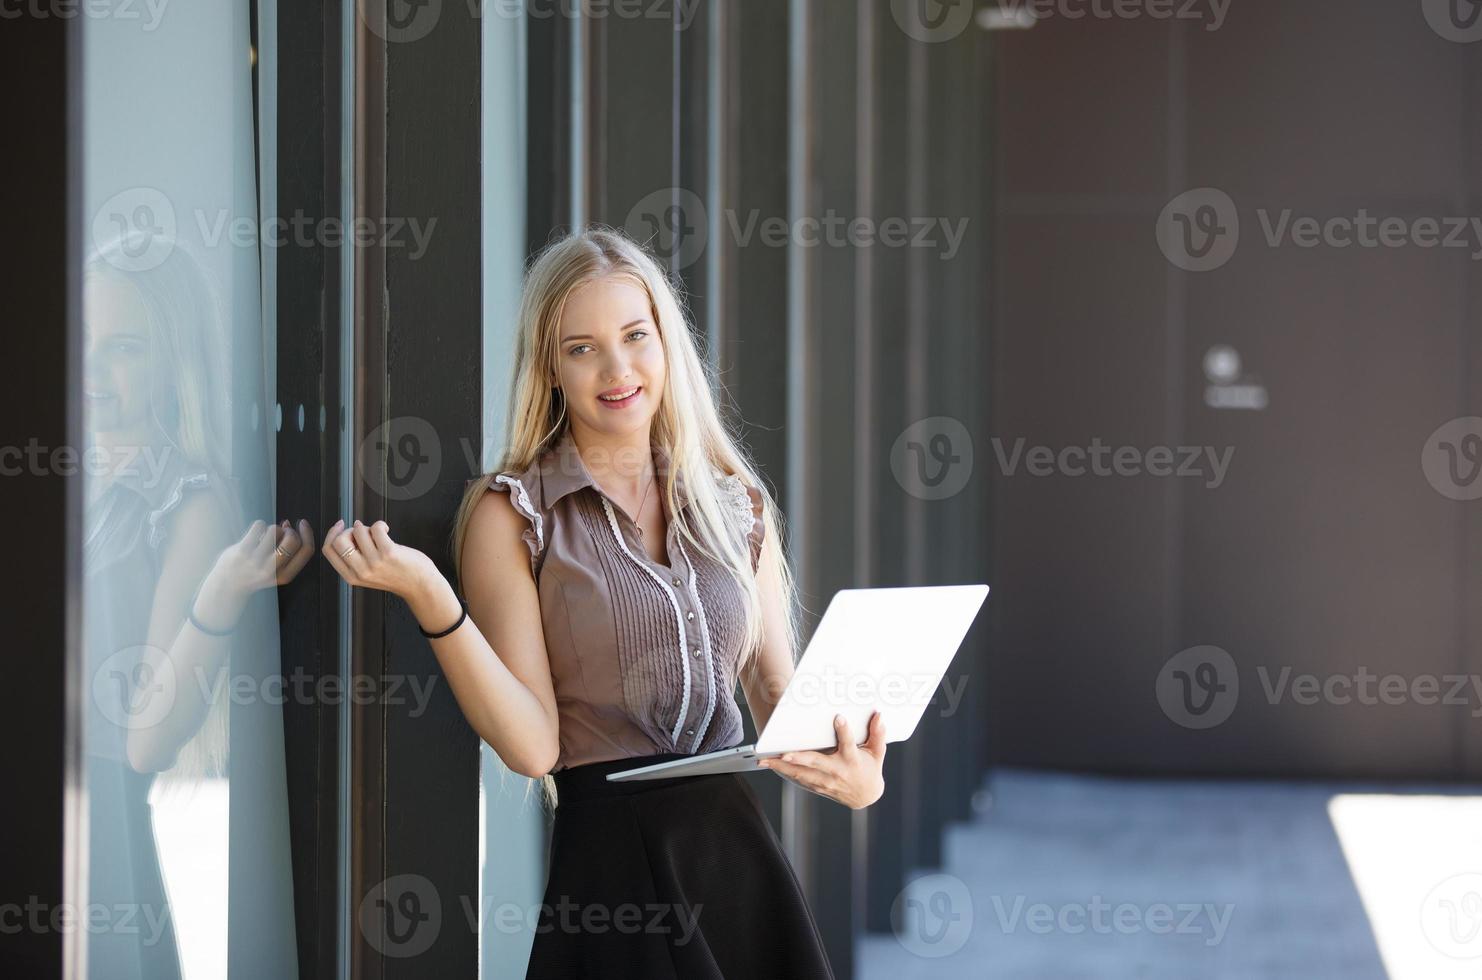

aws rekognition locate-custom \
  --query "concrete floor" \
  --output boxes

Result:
[856,770,1482,980]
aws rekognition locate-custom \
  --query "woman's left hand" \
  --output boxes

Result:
[759,711,887,810]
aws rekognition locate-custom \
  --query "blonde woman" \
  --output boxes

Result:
[322,226,886,977]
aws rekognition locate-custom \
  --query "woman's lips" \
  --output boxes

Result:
[597,385,642,409]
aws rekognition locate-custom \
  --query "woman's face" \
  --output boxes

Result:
[83,274,156,437]
[554,275,667,439]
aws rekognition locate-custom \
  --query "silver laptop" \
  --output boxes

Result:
[607,584,990,781]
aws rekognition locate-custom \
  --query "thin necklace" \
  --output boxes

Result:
[633,468,657,538]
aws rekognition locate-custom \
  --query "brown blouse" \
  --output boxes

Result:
[485,429,766,772]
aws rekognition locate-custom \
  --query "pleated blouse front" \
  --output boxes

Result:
[486,430,766,772]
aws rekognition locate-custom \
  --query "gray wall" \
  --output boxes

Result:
[990,0,1482,781]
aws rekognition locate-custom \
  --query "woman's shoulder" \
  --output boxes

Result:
[474,454,550,570]
[711,470,766,566]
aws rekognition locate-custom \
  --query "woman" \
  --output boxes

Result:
[83,238,313,979]
[322,226,886,978]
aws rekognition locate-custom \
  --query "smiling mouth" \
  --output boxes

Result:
[598,386,641,403]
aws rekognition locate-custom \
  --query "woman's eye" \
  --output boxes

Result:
[628,329,648,341]
[569,344,591,356]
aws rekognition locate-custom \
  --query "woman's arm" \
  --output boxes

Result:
[326,490,560,779]
[127,490,239,772]
[740,521,887,809]
[738,528,795,735]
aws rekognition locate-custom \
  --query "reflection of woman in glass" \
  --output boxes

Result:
[323,227,886,976]
[82,239,311,980]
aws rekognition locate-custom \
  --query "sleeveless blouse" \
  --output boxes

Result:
[486,430,766,772]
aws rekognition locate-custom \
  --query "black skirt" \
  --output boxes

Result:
[525,752,837,980]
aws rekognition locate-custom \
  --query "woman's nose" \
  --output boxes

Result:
[603,355,631,382]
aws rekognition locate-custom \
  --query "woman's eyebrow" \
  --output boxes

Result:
[560,318,649,343]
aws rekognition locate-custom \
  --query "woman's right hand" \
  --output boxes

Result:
[321,519,441,602]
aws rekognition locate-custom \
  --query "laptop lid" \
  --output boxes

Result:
[754,584,989,755]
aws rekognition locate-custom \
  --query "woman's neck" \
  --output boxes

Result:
[569,423,656,501]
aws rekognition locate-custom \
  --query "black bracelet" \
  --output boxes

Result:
[420,598,468,639]
[188,584,237,637]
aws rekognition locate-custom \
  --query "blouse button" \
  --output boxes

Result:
[686,611,694,621]
[692,648,701,658]
[686,728,695,736]
[671,576,681,586]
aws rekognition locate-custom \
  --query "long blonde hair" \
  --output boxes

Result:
[451,225,800,811]
[84,238,241,786]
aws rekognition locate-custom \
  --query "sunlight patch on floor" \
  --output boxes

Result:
[1328,793,1482,980]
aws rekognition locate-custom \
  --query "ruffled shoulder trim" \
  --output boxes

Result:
[719,473,765,572]
[489,473,545,577]
[146,471,213,552]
